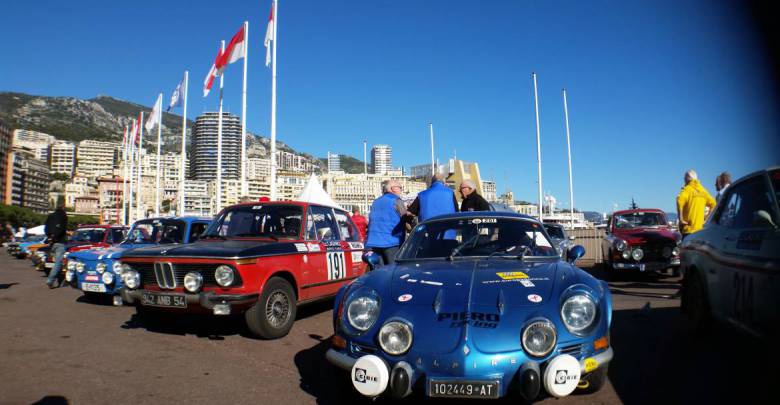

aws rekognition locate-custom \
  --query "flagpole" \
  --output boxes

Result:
[155,93,163,217]
[216,40,225,213]
[363,139,367,213]
[121,125,128,224]
[128,120,135,224]
[532,72,543,222]
[563,88,574,229]
[137,111,145,220]
[180,71,189,216]
[428,122,435,176]
[269,0,279,201]
[240,21,249,197]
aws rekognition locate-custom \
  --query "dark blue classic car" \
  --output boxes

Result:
[65,217,211,304]
[327,212,613,401]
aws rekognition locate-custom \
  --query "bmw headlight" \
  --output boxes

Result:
[561,294,597,334]
[215,265,235,287]
[96,262,107,274]
[347,296,380,331]
[76,262,86,273]
[112,261,123,275]
[123,270,140,289]
[67,261,76,271]
[615,239,627,252]
[379,321,413,355]
[632,248,644,261]
[621,250,630,260]
[184,272,203,293]
[522,319,557,357]
[102,272,114,285]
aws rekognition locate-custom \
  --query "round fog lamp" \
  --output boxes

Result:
[522,320,557,358]
[96,262,106,274]
[67,261,76,272]
[621,250,631,260]
[76,262,86,273]
[615,240,627,252]
[65,270,74,282]
[123,270,140,289]
[112,261,123,275]
[215,265,235,287]
[672,247,680,256]
[632,248,644,261]
[184,272,203,293]
[101,272,114,285]
[379,321,413,355]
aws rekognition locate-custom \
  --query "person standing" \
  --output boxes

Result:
[351,206,368,241]
[44,201,68,288]
[459,180,491,212]
[366,180,406,265]
[407,173,458,222]
[676,169,716,238]
[715,172,732,202]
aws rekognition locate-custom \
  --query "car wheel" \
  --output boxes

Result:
[683,270,710,333]
[245,277,297,339]
[579,365,608,393]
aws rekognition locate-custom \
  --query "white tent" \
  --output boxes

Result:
[297,174,342,209]
[27,225,46,235]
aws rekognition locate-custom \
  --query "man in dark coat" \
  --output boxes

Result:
[459,180,491,212]
[44,201,68,288]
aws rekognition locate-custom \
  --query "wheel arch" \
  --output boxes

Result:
[266,270,299,300]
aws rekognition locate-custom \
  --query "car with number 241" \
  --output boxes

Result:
[117,201,367,339]
[65,217,211,304]
[327,212,613,401]
[681,167,780,340]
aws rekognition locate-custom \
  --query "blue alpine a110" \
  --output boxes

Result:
[327,212,613,401]
[65,217,211,304]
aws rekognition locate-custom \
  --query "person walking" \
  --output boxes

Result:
[676,169,716,238]
[351,206,368,241]
[715,172,732,202]
[407,173,458,222]
[459,180,491,212]
[366,180,406,265]
[44,201,68,288]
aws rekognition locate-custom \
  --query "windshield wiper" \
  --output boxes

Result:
[448,234,481,261]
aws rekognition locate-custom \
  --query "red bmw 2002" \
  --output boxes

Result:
[118,201,366,339]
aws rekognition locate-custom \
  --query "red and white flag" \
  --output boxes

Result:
[132,114,141,145]
[216,24,247,74]
[203,45,223,97]
[264,2,275,67]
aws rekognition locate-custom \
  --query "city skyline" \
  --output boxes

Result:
[2,0,778,212]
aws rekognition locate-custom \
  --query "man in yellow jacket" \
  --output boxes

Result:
[676,169,717,237]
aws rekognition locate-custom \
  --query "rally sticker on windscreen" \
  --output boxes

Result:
[525,232,552,247]
[470,218,497,224]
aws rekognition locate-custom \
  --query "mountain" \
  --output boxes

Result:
[0,92,318,164]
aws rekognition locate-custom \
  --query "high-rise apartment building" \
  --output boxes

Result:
[77,140,117,178]
[13,129,54,162]
[190,112,241,181]
[0,120,12,201]
[482,180,497,202]
[4,147,50,213]
[371,144,392,174]
[327,152,341,172]
[276,150,316,173]
[50,141,76,176]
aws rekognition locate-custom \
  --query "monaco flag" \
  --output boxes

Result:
[203,45,223,97]
[216,24,247,75]
[264,2,275,67]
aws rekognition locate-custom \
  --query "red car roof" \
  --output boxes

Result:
[612,208,666,216]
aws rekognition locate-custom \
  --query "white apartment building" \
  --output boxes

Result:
[327,152,341,172]
[276,150,316,173]
[324,172,427,214]
[77,140,116,178]
[482,180,497,202]
[247,157,271,180]
[371,144,392,174]
[13,129,54,162]
[183,180,210,216]
[49,141,76,176]
[276,170,309,201]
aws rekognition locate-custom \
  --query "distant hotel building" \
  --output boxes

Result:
[327,152,341,172]
[4,147,50,213]
[190,112,241,181]
[76,140,117,178]
[371,144,392,174]
[13,129,54,162]
[482,180,497,202]
[49,141,76,176]
[276,150,316,173]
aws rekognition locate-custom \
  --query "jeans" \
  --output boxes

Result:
[372,246,400,266]
[46,243,66,285]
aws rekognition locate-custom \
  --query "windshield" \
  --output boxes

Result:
[771,170,780,207]
[70,228,106,243]
[204,205,303,239]
[543,224,565,239]
[613,212,666,229]
[125,220,186,244]
[397,216,557,260]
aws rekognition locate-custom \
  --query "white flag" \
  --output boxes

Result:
[168,78,184,111]
[264,2,275,67]
[145,94,163,132]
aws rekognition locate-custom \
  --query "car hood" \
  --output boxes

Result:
[122,239,286,259]
[69,243,147,262]
[612,228,677,244]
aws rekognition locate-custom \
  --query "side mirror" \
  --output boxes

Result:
[362,251,381,271]
[754,210,778,229]
[566,245,586,264]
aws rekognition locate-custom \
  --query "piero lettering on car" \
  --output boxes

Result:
[328,211,614,400]
[117,201,367,339]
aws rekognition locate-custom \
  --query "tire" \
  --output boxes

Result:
[579,365,608,393]
[245,276,297,339]
[682,270,710,333]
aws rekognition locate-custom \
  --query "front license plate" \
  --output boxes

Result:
[141,292,187,308]
[82,282,106,293]
[428,380,500,399]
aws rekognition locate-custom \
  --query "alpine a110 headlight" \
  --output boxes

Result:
[101,272,114,285]
[112,261,123,275]
[561,294,597,334]
[76,262,86,273]
[96,262,107,274]
[215,265,235,287]
[347,296,380,331]
[65,270,74,282]
[67,261,76,271]
[123,270,140,289]
[184,272,203,293]
[522,319,557,357]
[615,239,627,252]
[379,321,413,355]
[632,248,644,261]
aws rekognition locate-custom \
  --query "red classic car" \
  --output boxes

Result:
[601,209,681,276]
[37,224,128,273]
[118,201,367,339]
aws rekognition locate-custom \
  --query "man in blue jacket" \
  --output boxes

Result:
[366,180,407,265]
[408,173,458,222]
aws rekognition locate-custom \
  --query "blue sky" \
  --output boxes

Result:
[2,0,778,213]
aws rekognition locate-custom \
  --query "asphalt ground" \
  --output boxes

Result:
[0,251,774,405]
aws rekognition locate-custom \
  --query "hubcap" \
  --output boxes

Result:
[265,291,290,329]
